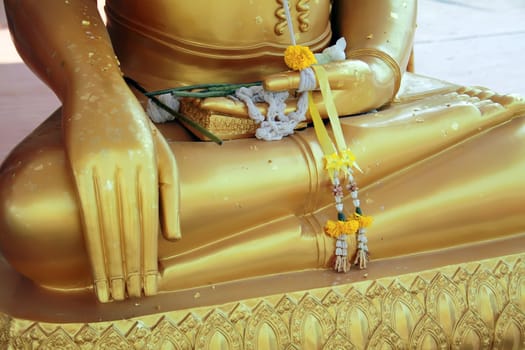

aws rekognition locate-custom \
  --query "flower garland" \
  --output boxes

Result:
[280,0,372,271]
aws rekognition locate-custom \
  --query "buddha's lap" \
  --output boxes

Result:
[1,104,525,289]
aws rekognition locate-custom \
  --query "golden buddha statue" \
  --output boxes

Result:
[1,0,524,315]
[2,1,525,348]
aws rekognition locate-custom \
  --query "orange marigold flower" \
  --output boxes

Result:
[324,219,360,238]
[354,214,373,228]
[324,220,340,238]
[284,45,317,71]
[342,219,359,233]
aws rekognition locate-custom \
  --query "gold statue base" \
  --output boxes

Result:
[1,235,524,349]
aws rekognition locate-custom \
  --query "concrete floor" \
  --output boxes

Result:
[1,0,524,161]
[415,0,525,95]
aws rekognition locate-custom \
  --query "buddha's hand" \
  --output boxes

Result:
[200,59,388,119]
[63,81,180,302]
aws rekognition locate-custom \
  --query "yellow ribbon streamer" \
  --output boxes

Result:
[307,91,335,156]
[311,65,348,154]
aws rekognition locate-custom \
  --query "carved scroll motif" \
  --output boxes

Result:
[296,0,311,32]
[275,0,311,36]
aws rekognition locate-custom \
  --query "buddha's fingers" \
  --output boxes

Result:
[117,168,142,298]
[137,165,160,297]
[153,125,181,241]
[91,168,127,301]
[200,96,299,119]
[264,71,302,91]
[263,60,369,92]
[76,169,112,303]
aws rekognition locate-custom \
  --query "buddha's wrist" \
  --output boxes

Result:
[346,49,402,105]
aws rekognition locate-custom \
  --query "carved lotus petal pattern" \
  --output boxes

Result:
[244,301,290,350]
[290,293,336,347]
[74,324,99,347]
[493,303,525,349]
[125,321,150,349]
[452,310,492,350]
[467,267,508,330]
[96,326,129,350]
[409,314,449,350]
[383,280,425,342]
[147,317,191,350]
[323,330,356,350]
[39,328,77,350]
[368,323,408,350]
[509,258,525,309]
[0,314,10,348]
[2,253,524,349]
[16,323,46,349]
[336,287,379,348]
[427,272,467,336]
[195,310,242,350]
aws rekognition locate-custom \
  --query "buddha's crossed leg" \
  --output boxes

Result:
[1,88,524,296]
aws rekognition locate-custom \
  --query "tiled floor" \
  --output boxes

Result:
[1,0,524,160]
[415,0,525,95]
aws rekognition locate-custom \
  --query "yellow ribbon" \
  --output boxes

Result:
[311,65,348,153]
[307,91,335,156]
[308,65,359,176]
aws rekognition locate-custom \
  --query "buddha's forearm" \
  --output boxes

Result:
[4,0,123,102]
[335,0,416,66]
[334,0,417,108]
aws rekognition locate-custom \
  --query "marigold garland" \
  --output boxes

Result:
[355,213,373,228]
[281,0,372,271]
[324,219,360,238]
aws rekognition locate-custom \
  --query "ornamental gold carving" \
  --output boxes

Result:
[2,254,524,349]
[275,0,311,36]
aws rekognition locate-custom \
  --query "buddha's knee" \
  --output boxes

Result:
[0,142,91,289]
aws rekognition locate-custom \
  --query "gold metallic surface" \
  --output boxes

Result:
[1,251,524,349]
[0,1,524,338]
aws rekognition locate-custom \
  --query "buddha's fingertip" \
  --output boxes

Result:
[111,278,126,301]
[95,280,110,303]
[164,224,182,241]
[144,274,158,296]
[161,208,181,241]
[264,73,299,92]
[127,274,142,298]
[164,231,181,241]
